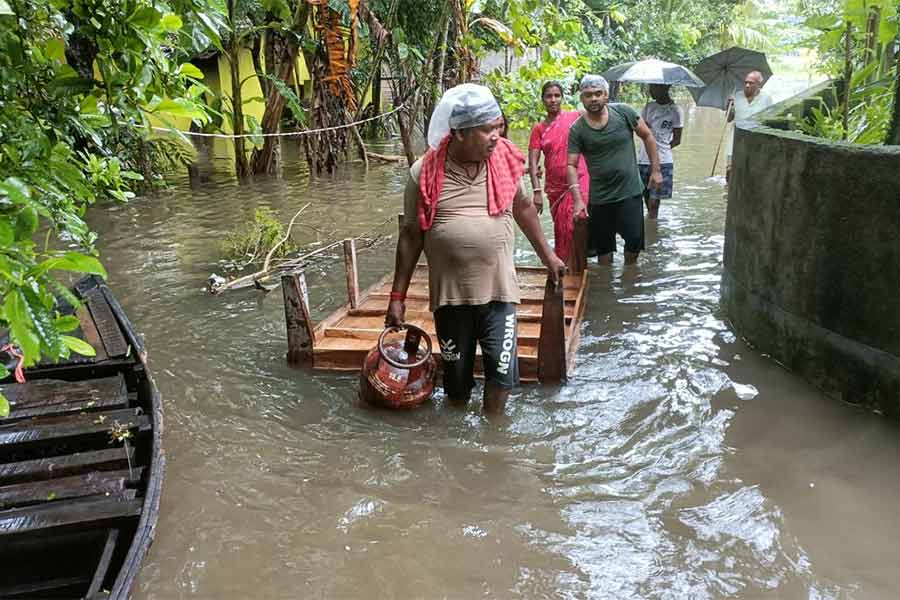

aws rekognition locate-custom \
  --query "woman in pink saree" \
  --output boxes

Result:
[528,81,590,261]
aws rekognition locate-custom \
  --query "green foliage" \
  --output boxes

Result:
[799,0,899,142]
[800,79,895,143]
[0,1,210,411]
[486,43,589,130]
[221,207,297,265]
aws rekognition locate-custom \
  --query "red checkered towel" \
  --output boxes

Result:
[417,135,525,231]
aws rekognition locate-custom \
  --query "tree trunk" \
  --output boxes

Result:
[841,21,853,141]
[229,44,250,178]
[250,49,298,174]
[249,2,312,175]
[252,33,267,97]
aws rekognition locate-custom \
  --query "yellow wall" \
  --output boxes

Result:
[217,48,266,132]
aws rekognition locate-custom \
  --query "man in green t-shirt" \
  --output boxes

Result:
[566,75,663,265]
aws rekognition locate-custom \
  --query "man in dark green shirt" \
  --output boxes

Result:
[567,75,662,265]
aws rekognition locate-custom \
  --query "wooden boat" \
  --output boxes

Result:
[0,276,163,599]
[281,219,589,383]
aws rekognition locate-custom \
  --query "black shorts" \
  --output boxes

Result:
[588,194,645,255]
[433,302,518,398]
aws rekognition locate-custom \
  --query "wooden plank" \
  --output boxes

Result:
[0,409,150,454]
[312,271,393,343]
[2,375,127,421]
[0,448,134,485]
[84,290,129,358]
[567,219,589,275]
[325,315,542,346]
[77,306,108,363]
[368,287,580,305]
[537,276,567,383]
[0,575,91,598]
[343,239,360,309]
[85,528,120,598]
[281,272,314,365]
[0,468,142,509]
[401,273,582,292]
[348,296,576,322]
[0,492,140,537]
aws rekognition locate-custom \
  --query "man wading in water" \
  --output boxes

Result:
[386,84,565,414]
[567,75,663,266]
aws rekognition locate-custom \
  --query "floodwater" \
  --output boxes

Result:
[84,90,900,599]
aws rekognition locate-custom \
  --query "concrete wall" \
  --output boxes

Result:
[723,92,900,415]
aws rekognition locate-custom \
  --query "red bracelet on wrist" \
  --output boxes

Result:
[390,291,406,302]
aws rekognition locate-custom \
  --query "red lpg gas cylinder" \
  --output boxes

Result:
[359,323,437,409]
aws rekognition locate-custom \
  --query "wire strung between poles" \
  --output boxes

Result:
[148,102,407,139]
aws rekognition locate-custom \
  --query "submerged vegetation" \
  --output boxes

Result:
[221,207,298,267]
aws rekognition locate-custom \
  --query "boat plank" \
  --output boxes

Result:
[0,468,142,509]
[83,290,130,358]
[0,409,150,454]
[0,575,91,598]
[76,305,109,364]
[85,528,120,598]
[1,375,128,421]
[0,447,134,485]
[0,492,140,537]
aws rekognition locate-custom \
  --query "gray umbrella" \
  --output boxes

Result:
[601,59,706,87]
[690,47,773,110]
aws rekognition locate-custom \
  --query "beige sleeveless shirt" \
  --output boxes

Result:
[403,157,523,311]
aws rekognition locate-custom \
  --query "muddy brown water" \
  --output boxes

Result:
[84,86,900,599]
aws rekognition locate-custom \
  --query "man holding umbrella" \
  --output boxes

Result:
[726,70,773,181]
[566,75,663,266]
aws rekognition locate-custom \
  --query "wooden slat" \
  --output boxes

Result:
[367,287,580,304]
[537,276,567,383]
[84,291,129,358]
[0,447,134,485]
[76,305,109,363]
[349,295,575,319]
[0,409,150,454]
[0,468,142,509]
[85,528,120,598]
[2,375,127,421]
[0,575,91,598]
[0,492,140,537]
[325,315,543,346]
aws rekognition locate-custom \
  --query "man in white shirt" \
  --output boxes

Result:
[725,70,773,182]
[638,84,683,219]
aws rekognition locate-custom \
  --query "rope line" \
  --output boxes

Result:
[150,102,406,139]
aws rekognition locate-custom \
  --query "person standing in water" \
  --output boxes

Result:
[527,81,590,261]
[638,84,683,219]
[386,84,565,415]
[726,70,773,182]
[566,75,662,266]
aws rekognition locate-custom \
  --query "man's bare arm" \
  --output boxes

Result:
[671,128,683,150]
[635,120,661,172]
[567,152,587,219]
[635,120,663,191]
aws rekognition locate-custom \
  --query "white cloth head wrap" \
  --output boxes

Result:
[579,75,609,93]
[426,83,502,149]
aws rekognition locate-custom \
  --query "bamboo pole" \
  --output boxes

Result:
[710,98,733,177]
[343,238,360,309]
